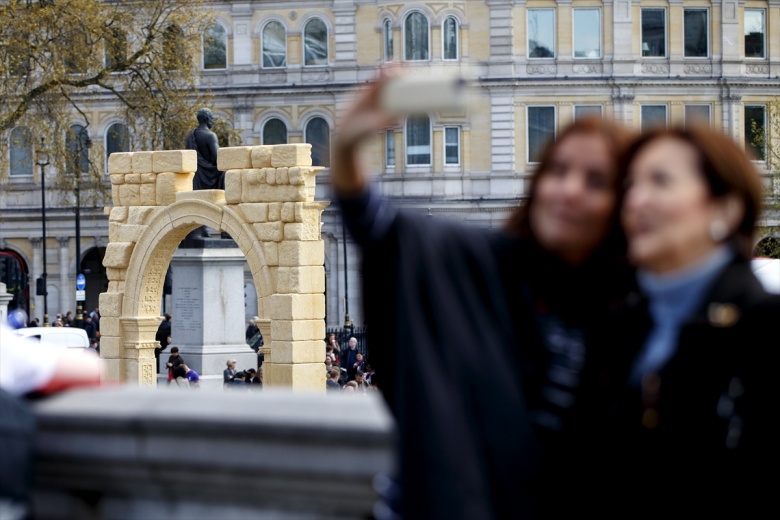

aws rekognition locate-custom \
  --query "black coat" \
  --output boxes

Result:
[600,258,780,517]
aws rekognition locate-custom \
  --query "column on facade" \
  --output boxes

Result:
[719,0,741,76]
[770,0,780,77]
[490,89,516,177]
[58,237,70,317]
[332,0,358,82]
[611,0,634,75]
[486,0,516,76]
[30,237,42,323]
[232,102,254,145]
[612,94,635,129]
[721,92,741,141]
[230,2,253,66]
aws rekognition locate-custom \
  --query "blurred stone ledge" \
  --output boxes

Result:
[30,388,395,520]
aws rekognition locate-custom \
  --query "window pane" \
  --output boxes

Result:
[263,21,286,68]
[685,105,711,128]
[406,115,430,165]
[745,106,766,161]
[443,17,458,60]
[383,20,393,62]
[528,107,555,163]
[744,10,765,59]
[528,9,555,58]
[105,29,127,70]
[684,10,708,58]
[642,9,666,57]
[445,127,459,165]
[263,119,287,145]
[203,23,227,69]
[9,127,33,177]
[164,25,186,70]
[405,12,429,61]
[304,19,328,66]
[305,117,330,168]
[641,106,667,131]
[106,123,130,172]
[573,9,600,58]
[386,131,395,167]
[574,105,603,120]
[67,124,90,173]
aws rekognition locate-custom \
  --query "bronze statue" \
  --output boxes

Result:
[185,108,224,190]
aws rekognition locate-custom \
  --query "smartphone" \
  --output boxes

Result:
[380,74,468,115]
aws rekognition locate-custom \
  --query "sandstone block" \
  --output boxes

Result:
[268,202,281,221]
[224,169,242,204]
[275,266,325,294]
[251,145,273,168]
[281,202,297,223]
[239,203,268,223]
[105,268,126,282]
[107,281,125,294]
[287,167,304,186]
[100,317,120,337]
[177,189,225,205]
[98,335,122,358]
[271,144,312,168]
[276,167,289,185]
[261,242,278,266]
[128,207,160,225]
[284,222,320,241]
[278,240,324,266]
[246,168,265,185]
[107,152,133,174]
[270,340,326,364]
[217,146,253,171]
[270,319,326,341]
[270,294,325,320]
[131,151,153,174]
[141,173,156,184]
[156,172,194,205]
[109,174,125,185]
[111,185,121,207]
[139,184,156,206]
[263,362,325,391]
[98,292,124,318]
[117,224,146,243]
[266,167,277,186]
[253,221,283,242]
[119,184,140,206]
[108,222,121,243]
[103,242,135,269]
[125,173,141,184]
[153,150,197,174]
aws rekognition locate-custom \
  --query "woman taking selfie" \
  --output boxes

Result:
[605,126,780,516]
[333,71,633,519]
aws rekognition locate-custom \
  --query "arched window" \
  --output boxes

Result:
[105,123,130,171]
[262,21,287,68]
[442,17,458,60]
[9,126,33,177]
[304,18,328,66]
[66,124,90,174]
[203,23,227,70]
[406,115,431,165]
[404,12,429,61]
[263,118,287,145]
[305,117,330,168]
[383,19,394,62]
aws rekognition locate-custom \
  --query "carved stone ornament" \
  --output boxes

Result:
[684,64,713,75]
[746,64,769,75]
[641,63,669,74]
[526,64,557,75]
[573,63,603,74]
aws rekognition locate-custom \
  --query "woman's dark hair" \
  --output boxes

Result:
[620,125,763,259]
[504,116,633,260]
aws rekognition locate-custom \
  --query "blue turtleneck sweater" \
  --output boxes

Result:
[630,246,734,384]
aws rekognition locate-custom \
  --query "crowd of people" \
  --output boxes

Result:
[323,333,377,394]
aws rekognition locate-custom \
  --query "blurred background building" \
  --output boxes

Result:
[1,0,778,329]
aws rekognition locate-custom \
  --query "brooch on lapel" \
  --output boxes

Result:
[707,303,740,327]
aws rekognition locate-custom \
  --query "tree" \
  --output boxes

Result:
[0,0,217,204]
[747,97,780,258]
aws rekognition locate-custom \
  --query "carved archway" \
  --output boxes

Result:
[99,145,327,390]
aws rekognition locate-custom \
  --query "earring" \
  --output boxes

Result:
[710,220,728,242]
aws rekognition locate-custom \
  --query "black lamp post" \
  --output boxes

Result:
[341,216,352,330]
[74,136,91,328]
[36,137,50,327]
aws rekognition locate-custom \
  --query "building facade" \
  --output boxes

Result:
[2,0,778,328]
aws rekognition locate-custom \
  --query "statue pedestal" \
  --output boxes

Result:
[167,247,256,376]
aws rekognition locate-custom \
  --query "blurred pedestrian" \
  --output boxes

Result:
[224,359,237,389]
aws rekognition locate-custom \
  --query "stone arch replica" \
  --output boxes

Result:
[101,144,327,390]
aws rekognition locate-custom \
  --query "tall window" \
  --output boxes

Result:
[684,105,711,128]
[9,127,33,177]
[641,8,666,57]
[262,21,286,68]
[164,24,186,70]
[744,9,765,59]
[304,19,328,66]
[684,9,709,58]
[305,117,330,168]
[66,124,90,174]
[383,19,394,62]
[528,9,555,58]
[574,105,603,121]
[442,17,458,61]
[105,123,130,171]
[406,115,431,165]
[444,127,460,166]
[573,9,601,58]
[641,105,667,131]
[203,23,227,70]
[404,12,429,61]
[105,29,127,70]
[263,118,287,145]
[386,130,395,167]
[745,105,766,161]
[527,106,555,163]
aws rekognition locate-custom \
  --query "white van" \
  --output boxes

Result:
[13,327,90,349]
